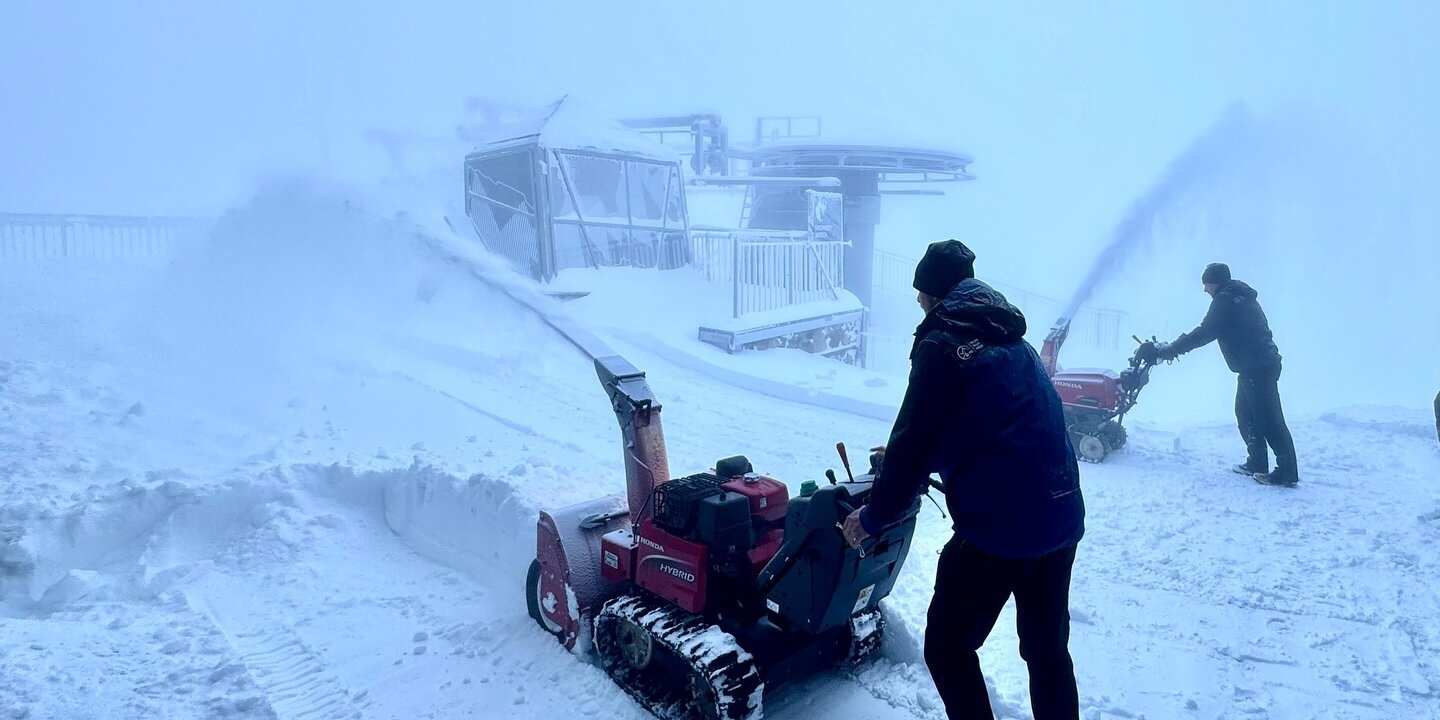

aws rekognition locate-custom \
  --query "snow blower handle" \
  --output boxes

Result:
[1131,335,1168,367]
[836,442,856,483]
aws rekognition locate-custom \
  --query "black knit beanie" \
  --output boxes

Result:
[1201,262,1231,285]
[913,239,977,298]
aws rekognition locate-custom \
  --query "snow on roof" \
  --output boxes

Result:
[460,97,680,164]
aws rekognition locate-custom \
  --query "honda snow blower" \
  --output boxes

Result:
[425,221,922,719]
[1040,317,1163,463]
[526,354,922,720]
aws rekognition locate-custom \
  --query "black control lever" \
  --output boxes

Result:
[825,469,838,486]
[923,477,947,519]
[835,442,856,483]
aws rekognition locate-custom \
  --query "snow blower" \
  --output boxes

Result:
[525,354,923,720]
[1040,317,1161,463]
[420,218,923,719]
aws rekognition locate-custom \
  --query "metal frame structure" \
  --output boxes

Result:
[690,228,848,319]
[742,143,975,310]
[618,114,728,176]
[746,144,975,184]
[754,116,823,145]
[549,148,690,273]
[464,141,691,282]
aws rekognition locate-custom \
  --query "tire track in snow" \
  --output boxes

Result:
[193,593,362,720]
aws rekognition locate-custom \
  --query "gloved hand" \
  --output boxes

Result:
[1135,339,1175,364]
[1135,340,1160,364]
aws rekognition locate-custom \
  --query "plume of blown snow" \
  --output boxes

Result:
[127,179,543,414]
[1068,105,1440,421]
[1062,103,1268,320]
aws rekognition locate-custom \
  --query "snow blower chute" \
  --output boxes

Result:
[1040,317,1162,463]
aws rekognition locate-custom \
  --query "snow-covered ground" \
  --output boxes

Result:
[3,192,1438,720]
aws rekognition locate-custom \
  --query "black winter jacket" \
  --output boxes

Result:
[1169,279,1281,374]
[860,279,1085,558]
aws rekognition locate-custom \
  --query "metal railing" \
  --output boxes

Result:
[873,249,1125,350]
[690,228,847,318]
[0,213,209,261]
[874,249,918,300]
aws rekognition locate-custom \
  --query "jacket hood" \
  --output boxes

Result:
[1218,279,1258,301]
[918,278,1028,344]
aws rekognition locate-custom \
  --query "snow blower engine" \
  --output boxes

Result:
[1040,317,1162,463]
[525,355,923,720]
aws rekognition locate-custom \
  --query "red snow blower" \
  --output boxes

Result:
[1040,317,1161,463]
[525,355,924,720]
[423,220,919,718]
[429,221,921,717]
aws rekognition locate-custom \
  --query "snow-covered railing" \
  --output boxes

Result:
[0,213,209,261]
[873,249,917,299]
[690,227,847,318]
[874,249,1125,350]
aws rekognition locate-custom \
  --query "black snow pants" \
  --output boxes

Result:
[1235,363,1297,475]
[924,537,1079,720]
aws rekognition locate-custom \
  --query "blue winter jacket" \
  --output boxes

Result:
[860,279,1085,558]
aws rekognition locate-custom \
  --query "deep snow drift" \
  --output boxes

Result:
[2,187,1438,720]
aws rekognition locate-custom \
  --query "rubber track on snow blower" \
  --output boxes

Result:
[594,594,763,720]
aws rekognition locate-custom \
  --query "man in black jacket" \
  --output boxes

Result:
[1152,263,1299,486]
[841,239,1084,720]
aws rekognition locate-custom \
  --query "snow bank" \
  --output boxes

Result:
[305,461,541,583]
[1,479,297,616]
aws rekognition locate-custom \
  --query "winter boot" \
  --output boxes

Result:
[1254,466,1298,487]
[1232,461,1267,476]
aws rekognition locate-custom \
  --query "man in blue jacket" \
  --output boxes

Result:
[1150,263,1298,487]
[841,239,1084,720]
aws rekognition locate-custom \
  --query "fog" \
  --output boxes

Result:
[3,5,1440,718]
[3,0,1437,411]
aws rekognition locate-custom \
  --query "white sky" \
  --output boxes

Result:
[3,0,1434,216]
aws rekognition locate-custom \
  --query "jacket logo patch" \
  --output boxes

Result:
[955,339,985,361]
